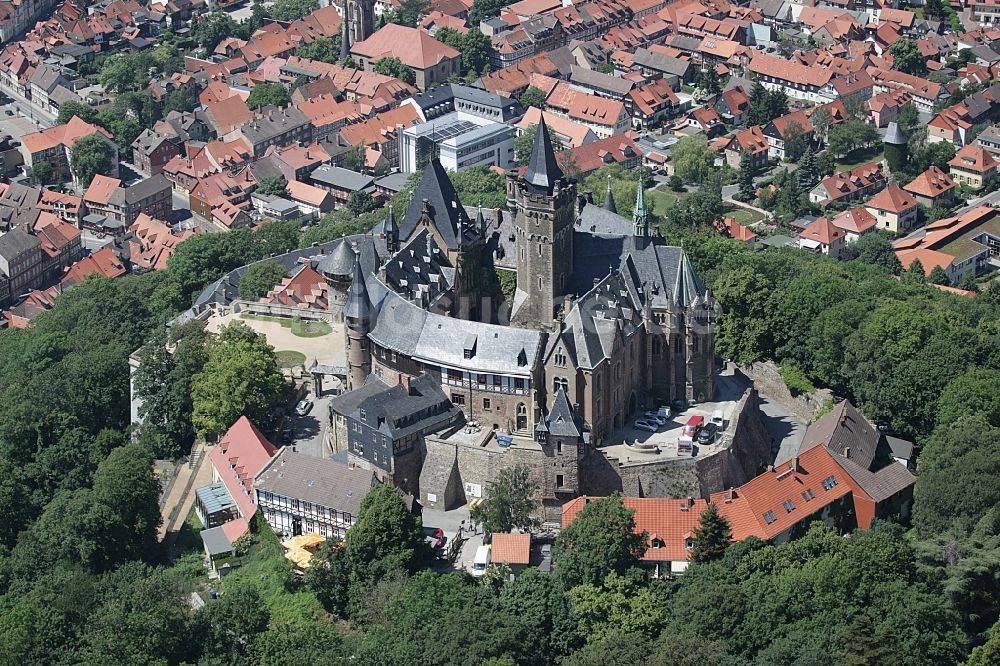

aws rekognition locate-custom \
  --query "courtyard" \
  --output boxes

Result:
[205,311,345,372]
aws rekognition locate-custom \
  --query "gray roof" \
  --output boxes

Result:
[121,174,171,204]
[344,250,372,321]
[633,48,691,77]
[254,448,378,517]
[331,373,462,440]
[886,435,914,461]
[0,227,41,263]
[316,239,356,278]
[798,400,880,470]
[382,228,454,307]
[569,66,634,96]
[310,165,375,192]
[832,451,915,503]
[542,388,582,438]
[524,115,563,191]
[397,159,477,250]
[374,171,409,194]
[200,525,235,556]
[883,122,906,146]
[239,107,310,145]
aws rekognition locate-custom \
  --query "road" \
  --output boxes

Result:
[0,86,55,128]
[284,394,334,459]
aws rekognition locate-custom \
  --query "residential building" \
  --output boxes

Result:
[903,166,956,208]
[83,174,173,227]
[562,496,708,576]
[948,145,998,190]
[196,417,278,564]
[254,446,383,539]
[19,116,119,186]
[625,78,680,130]
[763,110,814,160]
[555,134,643,177]
[893,205,1000,283]
[723,125,769,171]
[351,23,462,90]
[829,208,877,243]
[0,227,43,305]
[798,217,847,258]
[865,184,919,233]
[564,95,630,140]
[810,162,886,205]
[131,129,183,176]
[127,213,201,272]
[229,107,313,159]
[60,246,127,287]
[309,165,376,208]
[285,179,336,218]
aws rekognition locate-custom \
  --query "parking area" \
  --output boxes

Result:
[420,504,480,573]
[280,392,334,459]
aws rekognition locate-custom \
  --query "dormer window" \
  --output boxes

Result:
[651,538,663,549]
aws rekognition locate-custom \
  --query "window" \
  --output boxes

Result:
[451,393,465,406]
[822,475,838,491]
[553,377,568,394]
[557,440,562,453]
[516,403,528,431]
[477,374,487,385]
[556,474,564,488]
[762,510,777,525]
[514,378,524,390]
[651,538,663,549]
[555,352,566,367]
[483,398,491,409]
[359,409,366,422]
[782,499,796,513]
[802,488,815,502]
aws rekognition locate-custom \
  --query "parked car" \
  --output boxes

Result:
[657,406,673,420]
[294,398,313,416]
[644,411,667,426]
[634,419,658,432]
[696,423,719,445]
[281,424,294,443]
[711,410,725,428]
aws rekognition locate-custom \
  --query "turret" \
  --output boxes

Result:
[603,174,617,214]
[633,179,649,242]
[384,205,398,253]
[344,250,373,391]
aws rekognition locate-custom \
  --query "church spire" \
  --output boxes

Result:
[632,181,648,238]
[524,115,563,192]
[603,174,617,213]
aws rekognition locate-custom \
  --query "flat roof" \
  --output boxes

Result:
[200,525,234,556]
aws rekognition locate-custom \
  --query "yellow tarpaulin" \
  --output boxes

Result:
[282,533,326,568]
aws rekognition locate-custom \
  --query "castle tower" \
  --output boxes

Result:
[383,205,398,254]
[508,117,576,328]
[343,0,375,47]
[339,18,350,61]
[535,387,584,514]
[603,175,617,214]
[883,121,908,174]
[344,251,373,391]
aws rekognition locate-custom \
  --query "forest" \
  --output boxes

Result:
[0,166,999,665]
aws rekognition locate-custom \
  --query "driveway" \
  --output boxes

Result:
[284,393,333,459]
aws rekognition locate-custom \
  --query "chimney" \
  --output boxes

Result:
[793,456,800,472]
[844,447,850,459]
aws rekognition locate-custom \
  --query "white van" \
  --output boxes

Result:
[471,545,491,577]
[711,410,725,428]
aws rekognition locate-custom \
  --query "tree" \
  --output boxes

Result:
[246,82,291,110]
[374,56,416,85]
[70,135,116,187]
[890,39,927,75]
[450,166,508,208]
[390,0,429,26]
[848,231,902,274]
[568,572,667,642]
[91,442,162,562]
[470,464,539,535]
[696,68,721,96]
[782,120,808,160]
[304,539,353,616]
[816,149,836,176]
[898,102,920,133]
[470,0,504,23]
[462,28,492,74]
[798,145,818,188]
[238,261,289,301]
[256,175,288,197]
[98,53,152,92]
[346,483,428,578]
[347,190,378,215]
[192,12,238,52]
[554,494,647,589]
[164,88,195,114]
[191,321,285,439]
[690,503,732,563]
[671,134,714,183]
[810,106,832,144]
[57,101,98,125]
[936,368,1000,429]
[966,618,1000,666]
[270,0,319,21]
[929,264,952,285]
[31,160,55,186]
[737,150,755,201]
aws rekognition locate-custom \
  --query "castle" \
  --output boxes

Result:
[326,119,716,515]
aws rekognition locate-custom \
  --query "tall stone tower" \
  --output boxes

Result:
[343,0,375,47]
[344,251,373,391]
[632,179,649,245]
[508,117,576,329]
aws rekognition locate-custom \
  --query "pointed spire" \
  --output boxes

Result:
[603,174,617,213]
[633,181,648,238]
[524,115,563,191]
[344,250,371,322]
[340,17,350,61]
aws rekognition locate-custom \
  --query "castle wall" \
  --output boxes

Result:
[738,362,834,423]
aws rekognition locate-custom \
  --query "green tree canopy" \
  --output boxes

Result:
[519,85,547,108]
[690,503,732,563]
[671,134,714,183]
[471,464,539,535]
[346,483,428,579]
[374,56,416,85]
[70,135,116,187]
[247,82,291,110]
[890,39,927,75]
[270,0,319,21]
[238,261,289,301]
[554,494,647,589]
[256,175,288,197]
[190,321,285,439]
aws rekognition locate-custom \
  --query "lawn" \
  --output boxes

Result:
[835,147,884,173]
[647,186,681,215]
[241,314,333,338]
[174,508,204,555]
[276,350,307,368]
[726,207,767,226]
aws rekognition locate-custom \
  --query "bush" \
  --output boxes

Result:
[779,363,816,395]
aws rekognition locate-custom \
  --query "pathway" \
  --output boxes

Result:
[159,441,213,559]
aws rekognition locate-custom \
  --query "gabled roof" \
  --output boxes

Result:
[865,184,916,213]
[799,216,846,245]
[397,159,476,250]
[351,23,460,69]
[949,145,998,173]
[904,166,955,199]
[208,416,278,525]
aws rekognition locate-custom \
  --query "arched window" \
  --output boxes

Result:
[516,403,528,431]
[553,377,568,394]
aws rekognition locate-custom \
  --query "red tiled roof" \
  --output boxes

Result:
[904,165,955,199]
[829,207,877,235]
[562,496,707,563]
[351,24,460,69]
[60,246,127,287]
[490,533,531,565]
[800,216,846,245]
[948,145,998,173]
[865,184,916,214]
[208,416,279,525]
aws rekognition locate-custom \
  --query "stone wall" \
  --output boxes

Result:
[580,388,773,500]
[739,362,833,423]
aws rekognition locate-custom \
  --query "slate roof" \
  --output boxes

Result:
[254,447,378,517]
[316,239,357,278]
[524,115,563,191]
[797,400,880,470]
[540,388,582,438]
[344,249,372,321]
[331,372,462,440]
[397,159,477,250]
[0,228,41,262]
